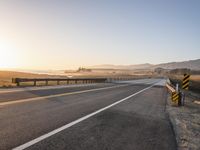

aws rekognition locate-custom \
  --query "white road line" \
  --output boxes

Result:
[12,82,157,150]
[0,84,129,106]
[0,83,98,94]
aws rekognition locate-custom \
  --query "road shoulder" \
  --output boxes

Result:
[166,92,200,150]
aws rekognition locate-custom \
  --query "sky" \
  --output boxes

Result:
[0,0,200,70]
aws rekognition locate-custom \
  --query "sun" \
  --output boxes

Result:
[0,40,20,69]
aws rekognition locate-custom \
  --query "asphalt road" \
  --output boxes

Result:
[0,79,177,150]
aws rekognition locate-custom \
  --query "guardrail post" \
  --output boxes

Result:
[175,83,183,106]
[34,80,36,86]
[46,80,48,86]
[178,92,181,106]
[180,91,185,106]
[176,83,179,92]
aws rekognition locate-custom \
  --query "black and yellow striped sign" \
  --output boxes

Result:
[171,92,179,103]
[182,74,190,90]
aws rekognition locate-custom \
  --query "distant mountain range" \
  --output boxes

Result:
[88,59,200,70]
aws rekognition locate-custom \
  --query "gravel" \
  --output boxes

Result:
[167,91,200,150]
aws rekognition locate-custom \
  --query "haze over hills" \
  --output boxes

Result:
[153,59,200,70]
[1,59,199,75]
[88,63,153,70]
[88,59,200,70]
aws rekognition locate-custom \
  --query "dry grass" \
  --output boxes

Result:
[0,71,65,87]
[0,70,157,88]
[190,75,200,81]
[168,74,200,82]
[168,74,200,93]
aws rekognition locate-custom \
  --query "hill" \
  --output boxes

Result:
[153,59,200,70]
[88,59,200,70]
[88,63,153,70]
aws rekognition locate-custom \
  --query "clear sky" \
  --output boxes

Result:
[0,0,199,70]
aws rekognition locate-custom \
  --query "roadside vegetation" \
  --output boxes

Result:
[168,74,200,93]
[1,68,199,92]
[0,70,155,88]
[0,71,64,87]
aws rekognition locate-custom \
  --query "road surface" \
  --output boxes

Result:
[0,79,177,150]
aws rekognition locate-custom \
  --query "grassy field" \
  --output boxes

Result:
[0,70,156,88]
[0,71,65,87]
[168,74,200,93]
[2,70,198,90]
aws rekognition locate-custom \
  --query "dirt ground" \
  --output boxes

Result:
[167,91,200,150]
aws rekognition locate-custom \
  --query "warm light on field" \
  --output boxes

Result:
[0,40,20,68]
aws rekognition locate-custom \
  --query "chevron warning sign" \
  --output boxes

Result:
[182,74,190,90]
[171,92,179,103]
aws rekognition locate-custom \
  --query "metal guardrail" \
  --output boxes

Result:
[167,73,191,106]
[12,78,107,86]
[166,83,176,93]
[165,82,184,106]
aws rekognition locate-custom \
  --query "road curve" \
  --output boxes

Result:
[0,79,176,150]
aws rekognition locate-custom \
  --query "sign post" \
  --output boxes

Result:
[181,74,190,106]
[182,74,190,90]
